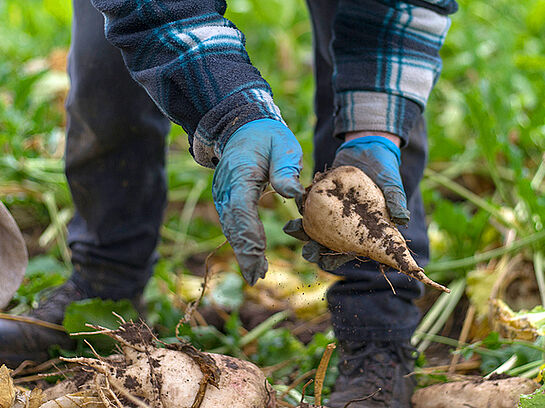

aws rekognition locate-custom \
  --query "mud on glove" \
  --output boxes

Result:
[213,119,304,285]
[283,135,409,271]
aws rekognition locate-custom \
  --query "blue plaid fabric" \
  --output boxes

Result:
[91,0,456,165]
[332,0,455,145]
[91,0,284,167]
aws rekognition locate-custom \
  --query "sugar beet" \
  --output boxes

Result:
[302,166,449,293]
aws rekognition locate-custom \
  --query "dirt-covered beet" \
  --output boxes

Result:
[112,347,271,407]
[411,376,539,408]
[2,321,275,408]
[302,166,449,293]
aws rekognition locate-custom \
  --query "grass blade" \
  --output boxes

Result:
[42,191,71,267]
[413,279,466,353]
[426,229,545,273]
[239,310,290,347]
[425,168,517,230]
[411,286,453,346]
[534,251,545,307]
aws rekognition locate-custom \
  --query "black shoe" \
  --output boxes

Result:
[328,341,417,408]
[0,280,85,368]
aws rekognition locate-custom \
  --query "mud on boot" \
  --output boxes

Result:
[328,340,417,408]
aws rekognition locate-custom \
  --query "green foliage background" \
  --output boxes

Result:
[2,0,545,403]
[2,0,544,268]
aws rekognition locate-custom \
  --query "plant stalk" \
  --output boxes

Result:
[426,229,545,273]
[425,168,516,230]
[239,310,290,347]
[415,279,466,353]
[534,251,545,307]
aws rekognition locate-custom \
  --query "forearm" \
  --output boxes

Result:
[91,0,284,168]
[332,0,457,145]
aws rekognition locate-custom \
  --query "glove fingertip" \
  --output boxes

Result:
[272,176,305,200]
[384,189,410,225]
[239,255,268,286]
[387,201,410,225]
[319,253,356,271]
[392,214,410,225]
[295,194,305,215]
[302,241,323,264]
[283,219,310,241]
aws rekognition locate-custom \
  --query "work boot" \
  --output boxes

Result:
[0,280,147,369]
[0,280,88,368]
[328,341,417,407]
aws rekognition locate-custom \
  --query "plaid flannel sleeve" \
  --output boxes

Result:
[90,0,284,168]
[332,0,458,146]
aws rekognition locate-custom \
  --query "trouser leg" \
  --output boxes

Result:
[65,0,171,299]
[306,0,342,173]
[306,0,429,343]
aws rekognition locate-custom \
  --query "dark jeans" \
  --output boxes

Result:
[307,0,429,343]
[66,0,170,299]
[66,0,428,343]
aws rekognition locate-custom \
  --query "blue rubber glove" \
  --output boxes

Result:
[213,119,304,285]
[283,135,409,271]
[333,136,409,224]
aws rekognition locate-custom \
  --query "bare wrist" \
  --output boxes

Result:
[344,131,401,148]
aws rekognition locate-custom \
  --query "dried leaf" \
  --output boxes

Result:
[0,365,15,408]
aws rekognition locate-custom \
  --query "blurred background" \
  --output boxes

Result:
[2,0,545,403]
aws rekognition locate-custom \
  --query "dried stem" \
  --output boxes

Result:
[379,264,396,295]
[176,239,227,333]
[413,360,481,375]
[448,305,475,374]
[71,323,147,353]
[276,400,297,408]
[12,357,62,377]
[108,376,152,408]
[314,343,336,406]
[0,312,65,331]
[279,369,317,400]
[13,371,68,384]
[291,314,329,336]
[343,388,381,408]
[300,379,314,405]
[95,374,114,408]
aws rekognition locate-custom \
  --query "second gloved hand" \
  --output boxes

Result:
[333,136,409,224]
[283,135,409,271]
[213,119,304,285]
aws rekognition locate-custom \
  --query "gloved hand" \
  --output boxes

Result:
[213,119,304,285]
[333,136,409,224]
[283,135,409,271]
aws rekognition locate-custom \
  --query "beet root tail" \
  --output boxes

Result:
[407,268,451,293]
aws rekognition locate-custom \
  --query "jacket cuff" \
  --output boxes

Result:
[191,88,285,168]
[333,91,421,148]
[402,0,458,15]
